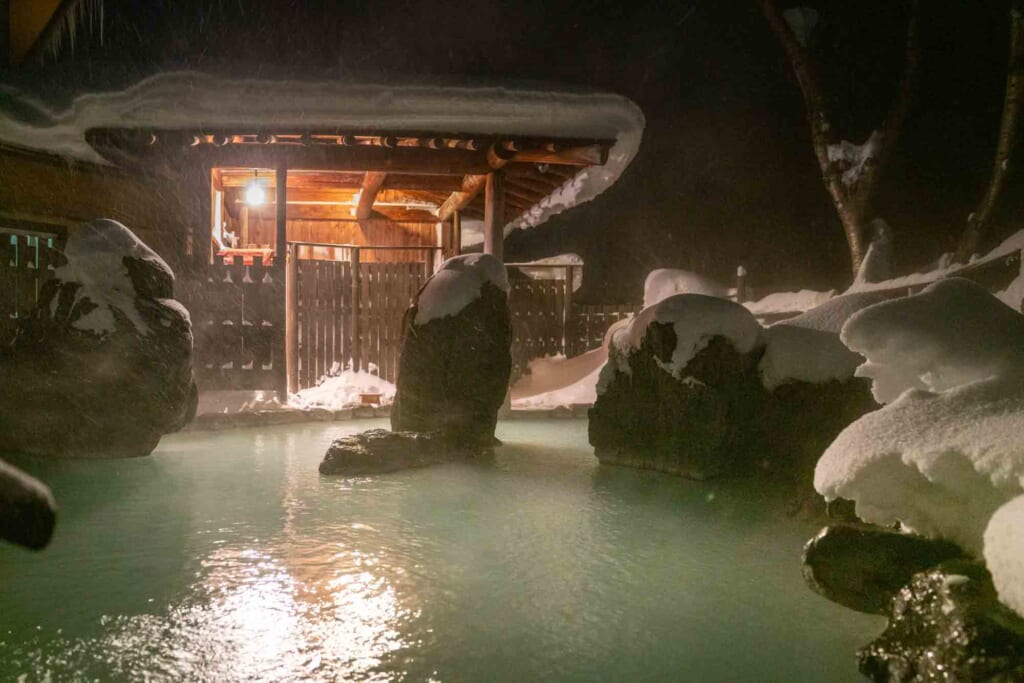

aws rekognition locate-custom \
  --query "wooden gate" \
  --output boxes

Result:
[287,244,438,390]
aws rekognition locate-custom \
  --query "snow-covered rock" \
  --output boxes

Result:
[781,291,889,335]
[815,374,1024,555]
[619,294,763,379]
[841,278,1024,404]
[985,494,1024,619]
[414,254,508,325]
[0,219,197,458]
[759,324,863,390]
[393,256,511,447]
[742,288,835,318]
[642,268,730,308]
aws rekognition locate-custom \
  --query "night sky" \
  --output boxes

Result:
[14,0,1020,302]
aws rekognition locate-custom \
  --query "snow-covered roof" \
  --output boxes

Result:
[0,71,644,232]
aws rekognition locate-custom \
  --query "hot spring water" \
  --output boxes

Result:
[0,420,881,681]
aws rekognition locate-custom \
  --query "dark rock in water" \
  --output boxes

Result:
[319,429,452,475]
[760,377,878,513]
[859,560,1024,682]
[802,524,966,614]
[391,256,511,449]
[0,219,197,458]
[589,329,766,480]
[0,459,57,550]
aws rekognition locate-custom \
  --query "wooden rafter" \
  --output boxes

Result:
[435,174,488,222]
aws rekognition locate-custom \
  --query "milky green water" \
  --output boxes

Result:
[0,420,881,682]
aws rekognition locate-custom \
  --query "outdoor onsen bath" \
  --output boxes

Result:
[4,3,1024,682]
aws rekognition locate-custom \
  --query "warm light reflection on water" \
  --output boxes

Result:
[0,420,882,682]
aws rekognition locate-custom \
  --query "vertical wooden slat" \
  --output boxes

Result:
[351,247,362,372]
[286,244,299,393]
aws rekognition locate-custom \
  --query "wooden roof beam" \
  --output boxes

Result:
[355,171,388,220]
[436,174,489,222]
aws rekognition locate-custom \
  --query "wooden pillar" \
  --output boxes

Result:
[453,210,463,256]
[285,244,299,394]
[194,162,213,273]
[275,163,288,397]
[735,265,748,303]
[351,246,362,373]
[275,164,288,262]
[1,0,9,67]
[483,171,505,262]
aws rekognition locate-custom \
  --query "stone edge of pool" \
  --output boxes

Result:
[186,404,591,431]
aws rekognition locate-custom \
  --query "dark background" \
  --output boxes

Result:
[7,0,1020,301]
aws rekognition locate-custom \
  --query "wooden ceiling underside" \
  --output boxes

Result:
[88,127,612,225]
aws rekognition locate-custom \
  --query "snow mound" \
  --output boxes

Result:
[841,279,1024,404]
[620,294,763,378]
[815,374,1024,555]
[742,289,834,317]
[414,254,509,325]
[289,370,396,411]
[984,494,1024,618]
[54,218,176,335]
[642,269,729,308]
[759,324,862,390]
[782,291,888,335]
[852,218,894,285]
[511,346,606,409]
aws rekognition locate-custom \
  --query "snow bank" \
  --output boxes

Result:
[841,279,1024,404]
[619,294,763,378]
[511,346,606,409]
[288,370,396,411]
[0,70,644,233]
[759,323,862,390]
[852,218,894,286]
[414,254,509,325]
[984,494,1024,618]
[815,374,1024,555]
[513,253,584,292]
[781,291,887,335]
[54,218,176,336]
[642,269,730,308]
[742,289,834,317]
[513,363,603,409]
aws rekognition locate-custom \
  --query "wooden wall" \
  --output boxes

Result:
[230,215,437,262]
[0,146,192,272]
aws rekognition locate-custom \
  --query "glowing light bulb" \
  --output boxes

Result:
[246,182,266,206]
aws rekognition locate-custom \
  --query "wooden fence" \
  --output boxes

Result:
[185,256,286,392]
[0,226,64,345]
[287,243,437,390]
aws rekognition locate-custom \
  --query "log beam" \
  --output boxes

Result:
[435,174,488,222]
[355,171,388,220]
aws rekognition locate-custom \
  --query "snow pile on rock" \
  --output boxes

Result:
[985,494,1024,618]
[513,253,584,292]
[642,269,729,308]
[841,279,1024,403]
[53,218,177,335]
[759,323,863,390]
[289,369,396,411]
[754,292,886,390]
[414,254,508,325]
[816,374,1024,555]
[618,294,763,379]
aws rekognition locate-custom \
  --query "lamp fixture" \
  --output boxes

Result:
[245,170,265,206]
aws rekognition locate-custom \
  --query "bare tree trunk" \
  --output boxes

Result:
[955,0,1024,263]
[759,0,920,276]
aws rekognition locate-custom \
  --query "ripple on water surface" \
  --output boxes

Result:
[0,419,882,682]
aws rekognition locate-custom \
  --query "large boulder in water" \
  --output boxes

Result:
[588,294,767,479]
[319,429,450,475]
[0,459,56,550]
[0,219,197,458]
[859,560,1024,681]
[391,254,511,449]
